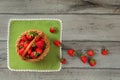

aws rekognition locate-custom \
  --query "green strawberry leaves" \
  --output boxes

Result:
[34,52,40,57]
[28,31,38,37]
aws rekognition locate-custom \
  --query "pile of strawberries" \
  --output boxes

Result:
[50,27,108,67]
[18,31,45,59]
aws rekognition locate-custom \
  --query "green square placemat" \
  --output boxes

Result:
[8,19,62,72]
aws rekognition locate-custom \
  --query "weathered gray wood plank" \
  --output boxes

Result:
[63,41,120,68]
[0,68,120,80]
[84,0,120,6]
[0,41,7,68]
[1,15,120,41]
[0,0,120,14]
[0,0,120,80]
[1,41,120,68]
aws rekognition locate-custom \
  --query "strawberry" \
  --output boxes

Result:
[87,49,94,57]
[30,52,39,59]
[50,27,56,33]
[36,40,45,48]
[28,48,32,55]
[26,32,38,40]
[53,40,61,47]
[101,49,108,56]
[24,42,29,48]
[89,58,96,67]
[21,35,27,41]
[26,34,33,40]
[67,49,75,57]
[61,58,67,64]
[18,48,25,56]
[19,41,24,46]
[18,41,24,49]
[36,48,43,54]
[35,37,41,42]
[41,38,44,41]
[80,54,87,64]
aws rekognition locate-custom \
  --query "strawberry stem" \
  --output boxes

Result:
[19,46,24,49]
[26,55,31,59]
[74,52,79,56]
[28,31,38,37]
[75,51,83,57]
[34,52,40,57]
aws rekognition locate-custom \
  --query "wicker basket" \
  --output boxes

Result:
[16,30,50,62]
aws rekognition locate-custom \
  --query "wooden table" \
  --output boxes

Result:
[1,0,120,79]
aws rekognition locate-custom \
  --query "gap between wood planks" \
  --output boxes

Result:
[1,13,120,15]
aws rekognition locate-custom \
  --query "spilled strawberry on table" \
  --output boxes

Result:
[50,27,109,67]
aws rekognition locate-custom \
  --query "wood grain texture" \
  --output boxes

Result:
[0,41,7,68]
[0,0,84,13]
[84,0,120,6]
[0,0,120,79]
[62,41,120,68]
[0,0,120,14]
[1,15,120,41]
[0,69,120,80]
[1,41,120,68]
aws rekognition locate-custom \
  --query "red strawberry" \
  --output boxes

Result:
[28,48,32,55]
[50,27,56,33]
[24,42,29,48]
[26,32,38,40]
[41,38,44,41]
[53,40,61,47]
[67,49,75,57]
[80,54,87,64]
[21,35,27,41]
[61,58,67,64]
[18,48,25,56]
[26,34,33,40]
[87,49,94,57]
[101,49,108,56]
[36,48,43,54]
[19,41,24,46]
[30,52,39,59]
[36,40,45,48]
[89,58,96,67]
[35,37,41,42]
